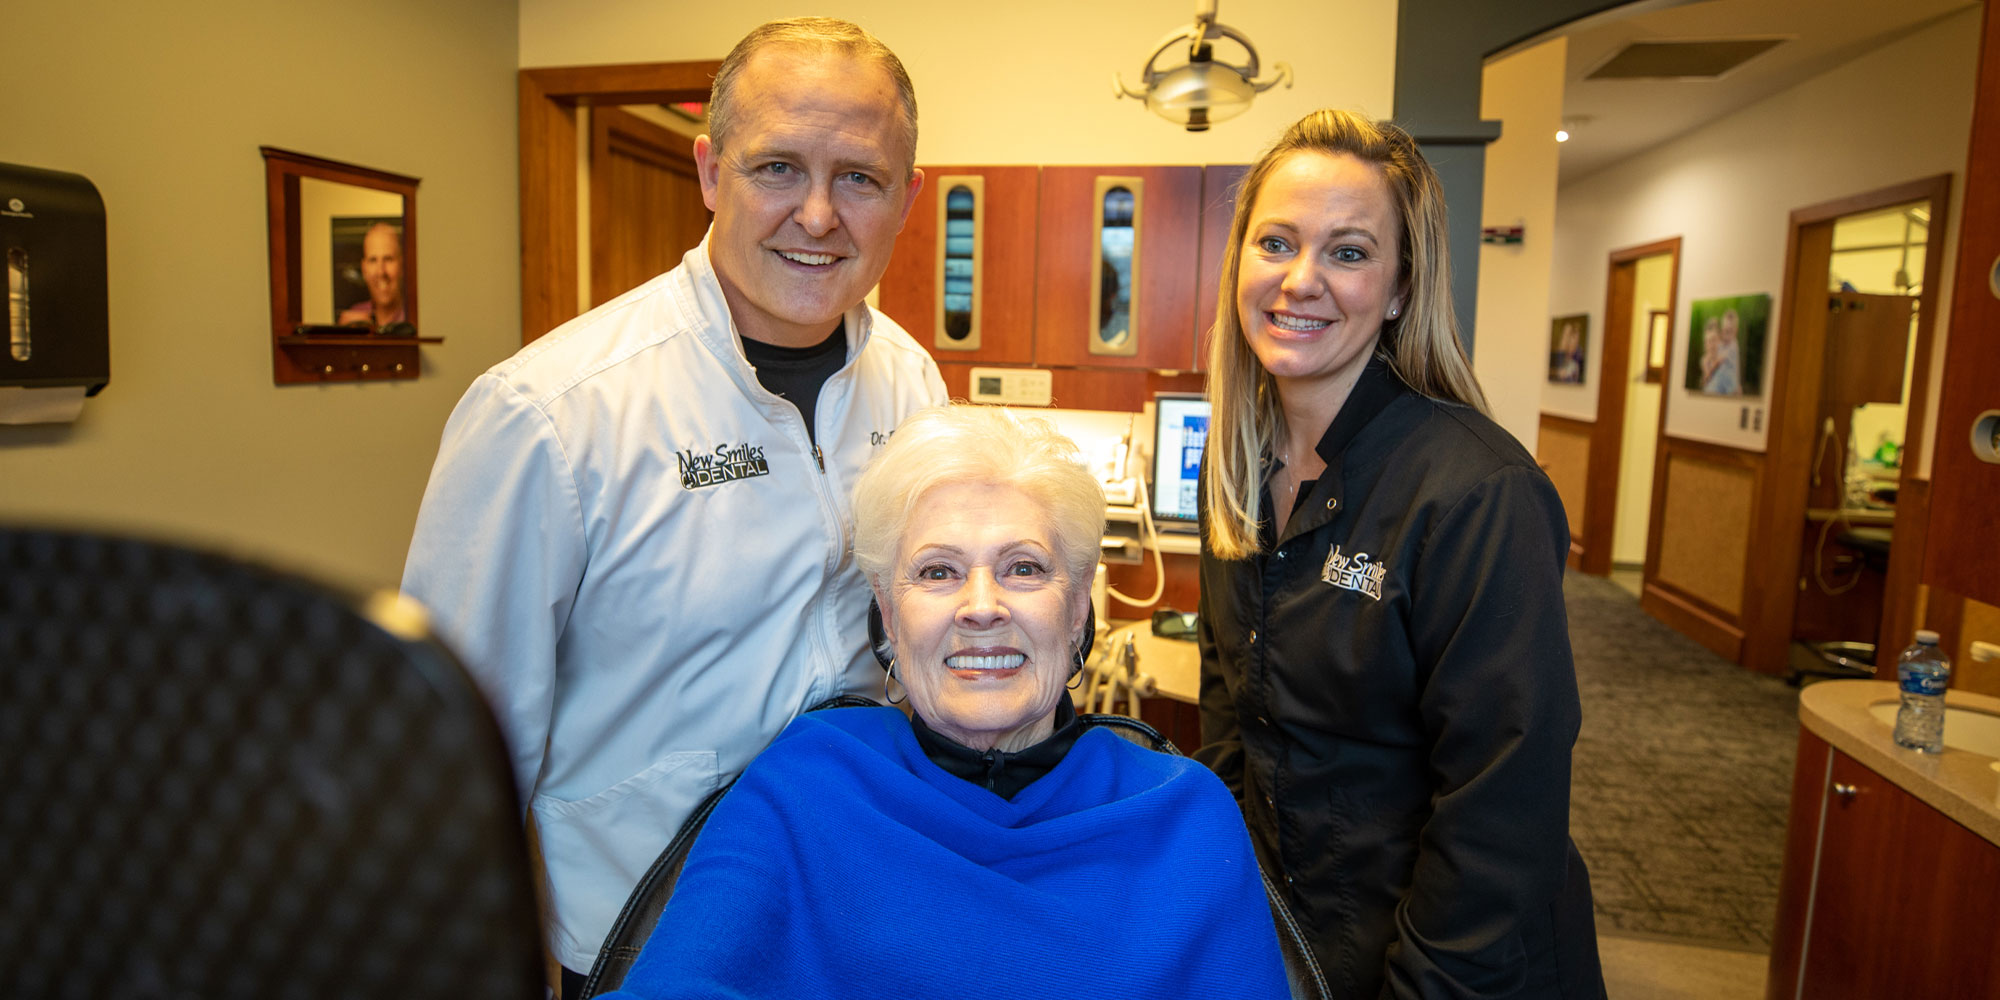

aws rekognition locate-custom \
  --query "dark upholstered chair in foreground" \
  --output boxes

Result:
[0,527,544,1000]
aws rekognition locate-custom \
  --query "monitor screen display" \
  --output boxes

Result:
[1150,393,1210,526]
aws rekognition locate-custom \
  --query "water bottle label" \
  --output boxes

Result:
[1900,673,1947,696]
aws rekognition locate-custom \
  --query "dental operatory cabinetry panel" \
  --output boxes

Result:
[877,166,1039,365]
[1767,689,2000,998]
[877,163,1241,388]
[1030,166,1200,370]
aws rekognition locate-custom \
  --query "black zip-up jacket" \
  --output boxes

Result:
[1196,360,1605,1000]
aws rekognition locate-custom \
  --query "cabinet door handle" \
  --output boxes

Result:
[1832,782,1859,799]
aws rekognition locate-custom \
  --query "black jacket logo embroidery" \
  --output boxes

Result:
[1321,545,1386,600]
[677,442,770,489]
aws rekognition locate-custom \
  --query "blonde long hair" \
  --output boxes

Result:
[1202,110,1488,560]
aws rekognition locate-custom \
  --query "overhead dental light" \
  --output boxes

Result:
[1114,0,1292,132]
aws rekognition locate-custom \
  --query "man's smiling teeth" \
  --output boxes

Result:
[1269,312,1330,332]
[945,653,1026,671]
[779,250,836,265]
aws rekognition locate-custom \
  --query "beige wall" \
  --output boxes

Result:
[1474,37,1567,453]
[0,1,521,591]
[1544,6,1979,464]
[518,0,1399,167]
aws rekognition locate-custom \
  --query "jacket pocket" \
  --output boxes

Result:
[529,751,720,962]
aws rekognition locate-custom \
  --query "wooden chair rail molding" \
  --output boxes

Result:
[1641,433,1762,664]
[1535,412,1594,562]
[520,62,721,345]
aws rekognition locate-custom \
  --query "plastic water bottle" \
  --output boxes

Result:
[1892,630,1951,753]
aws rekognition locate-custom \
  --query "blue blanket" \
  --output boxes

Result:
[606,706,1289,999]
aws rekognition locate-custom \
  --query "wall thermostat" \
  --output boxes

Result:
[967,366,1053,406]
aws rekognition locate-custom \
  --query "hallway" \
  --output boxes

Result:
[1565,571,1802,996]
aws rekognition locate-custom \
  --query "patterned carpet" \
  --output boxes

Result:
[1564,572,1802,951]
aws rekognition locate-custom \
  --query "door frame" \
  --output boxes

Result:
[520,62,720,344]
[1579,237,1681,576]
[1739,173,1953,675]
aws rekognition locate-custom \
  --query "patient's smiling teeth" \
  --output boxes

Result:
[779,250,837,266]
[1269,312,1329,332]
[945,652,1026,671]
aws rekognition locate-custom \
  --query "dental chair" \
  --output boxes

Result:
[578,698,1332,1000]
[0,527,544,999]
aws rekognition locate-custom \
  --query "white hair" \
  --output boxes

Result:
[852,404,1104,592]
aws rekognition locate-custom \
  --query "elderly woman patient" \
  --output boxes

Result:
[598,403,1289,999]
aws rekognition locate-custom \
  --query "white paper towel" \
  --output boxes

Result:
[0,385,88,424]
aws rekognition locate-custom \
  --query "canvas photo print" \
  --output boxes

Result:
[1548,314,1587,384]
[1684,293,1769,397]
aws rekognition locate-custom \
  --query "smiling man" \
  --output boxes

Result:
[400,19,944,996]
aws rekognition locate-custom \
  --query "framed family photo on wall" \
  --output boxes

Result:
[1548,314,1588,384]
[1684,294,1769,397]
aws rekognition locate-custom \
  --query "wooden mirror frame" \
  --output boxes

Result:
[260,146,436,384]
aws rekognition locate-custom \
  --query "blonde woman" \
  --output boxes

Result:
[1195,110,1605,1000]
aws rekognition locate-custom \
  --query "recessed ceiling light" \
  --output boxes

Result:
[1556,129,1570,142]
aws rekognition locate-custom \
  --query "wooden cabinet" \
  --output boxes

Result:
[877,165,1039,364]
[1193,165,1248,373]
[1033,166,1203,370]
[880,164,1247,379]
[1924,2,2000,605]
[1768,730,2000,998]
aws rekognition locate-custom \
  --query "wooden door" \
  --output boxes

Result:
[1926,0,2000,606]
[589,107,709,307]
[1805,293,1917,510]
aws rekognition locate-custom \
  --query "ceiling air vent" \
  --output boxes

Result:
[1586,38,1786,80]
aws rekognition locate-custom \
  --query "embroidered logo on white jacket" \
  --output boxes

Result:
[1321,545,1386,600]
[677,442,770,489]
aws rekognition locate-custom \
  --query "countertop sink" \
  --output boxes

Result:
[1867,699,2000,758]
[1801,682,2000,847]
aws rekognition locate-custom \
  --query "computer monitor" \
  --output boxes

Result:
[1150,392,1210,531]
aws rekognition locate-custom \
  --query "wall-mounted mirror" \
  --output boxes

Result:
[261,146,434,384]
[1090,175,1142,357]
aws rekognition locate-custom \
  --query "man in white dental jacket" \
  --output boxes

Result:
[399,19,944,994]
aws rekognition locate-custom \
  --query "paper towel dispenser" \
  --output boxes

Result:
[1,162,108,403]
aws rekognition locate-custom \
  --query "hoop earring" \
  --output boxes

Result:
[884,660,907,706]
[1067,669,1084,691]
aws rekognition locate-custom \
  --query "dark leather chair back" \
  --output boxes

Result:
[580,705,1330,1000]
[0,528,545,999]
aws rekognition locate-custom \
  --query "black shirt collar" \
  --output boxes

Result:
[739,319,846,366]
[1312,356,1413,467]
[1261,357,1414,546]
[911,697,1084,799]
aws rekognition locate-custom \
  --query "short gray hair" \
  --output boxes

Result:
[707,17,919,170]
[853,404,1105,594]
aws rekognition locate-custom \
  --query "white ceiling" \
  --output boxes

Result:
[1546,0,1979,184]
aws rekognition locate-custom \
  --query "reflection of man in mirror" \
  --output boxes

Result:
[401,18,944,995]
[338,221,404,328]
